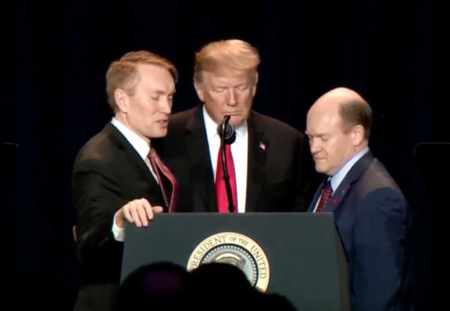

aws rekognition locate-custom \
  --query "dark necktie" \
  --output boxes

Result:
[147,148,178,213]
[215,144,237,213]
[315,180,332,212]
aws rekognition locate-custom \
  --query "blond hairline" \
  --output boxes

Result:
[193,40,260,83]
[194,68,259,84]
[106,51,177,111]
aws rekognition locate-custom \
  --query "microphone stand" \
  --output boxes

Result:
[220,116,235,213]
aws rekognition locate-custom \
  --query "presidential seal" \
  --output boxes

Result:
[186,232,270,292]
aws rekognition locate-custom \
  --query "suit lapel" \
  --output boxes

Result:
[322,151,375,213]
[185,106,216,212]
[307,178,326,212]
[245,113,267,212]
[105,123,159,187]
[323,180,351,213]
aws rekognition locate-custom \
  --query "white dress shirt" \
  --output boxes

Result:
[313,147,369,212]
[202,106,249,213]
[110,117,158,241]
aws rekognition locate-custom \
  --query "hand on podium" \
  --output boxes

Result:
[115,198,163,228]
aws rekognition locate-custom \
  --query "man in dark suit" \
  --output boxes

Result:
[154,39,316,213]
[72,50,179,311]
[305,87,413,311]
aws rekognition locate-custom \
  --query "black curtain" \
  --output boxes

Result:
[1,0,445,310]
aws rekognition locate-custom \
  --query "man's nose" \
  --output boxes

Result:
[159,98,172,114]
[225,89,237,106]
[310,139,321,154]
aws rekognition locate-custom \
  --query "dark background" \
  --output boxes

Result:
[1,0,446,309]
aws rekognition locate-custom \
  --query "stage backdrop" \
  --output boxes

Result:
[1,0,446,310]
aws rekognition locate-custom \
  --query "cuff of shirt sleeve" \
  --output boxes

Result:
[112,211,125,242]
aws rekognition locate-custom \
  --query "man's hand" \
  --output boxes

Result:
[115,198,163,228]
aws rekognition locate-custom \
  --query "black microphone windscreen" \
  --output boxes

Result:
[217,122,235,140]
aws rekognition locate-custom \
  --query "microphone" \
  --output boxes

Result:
[216,116,235,142]
[217,115,235,213]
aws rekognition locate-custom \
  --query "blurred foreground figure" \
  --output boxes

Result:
[187,262,297,311]
[118,262,189,311]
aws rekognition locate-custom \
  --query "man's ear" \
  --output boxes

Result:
[251,72,259,97]
[114,89,129,113]
[253,72,259,84]
[351,125,364,146]
[194,80,205,102]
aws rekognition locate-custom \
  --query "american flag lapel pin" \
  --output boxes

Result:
[259,142,266,150]
[333,197,339,205]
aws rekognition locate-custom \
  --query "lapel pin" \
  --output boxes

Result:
[333,197,339,205]
[259,142,266,150]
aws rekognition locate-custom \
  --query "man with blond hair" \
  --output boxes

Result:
[154,39,316,214]
[305,87,413,311]
[72,50,178,311]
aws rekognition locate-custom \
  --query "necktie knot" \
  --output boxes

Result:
[147,148,155,158]
[324,180,332,192]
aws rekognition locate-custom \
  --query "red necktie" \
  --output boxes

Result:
[315,180,332,212]
[148,148,178,213]
[215,144,237,213]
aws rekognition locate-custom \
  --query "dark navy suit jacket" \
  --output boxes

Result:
[308,151,413,311]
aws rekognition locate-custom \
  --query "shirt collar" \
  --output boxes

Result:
[329,146,369,192]
[110,117,150,160]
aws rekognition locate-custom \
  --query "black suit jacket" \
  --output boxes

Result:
[72,123,168,311]
[153,106,317,213]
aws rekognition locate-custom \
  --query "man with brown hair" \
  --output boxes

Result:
[154,39,316,214]
[305,87,413,311]
[72,50,178,311]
